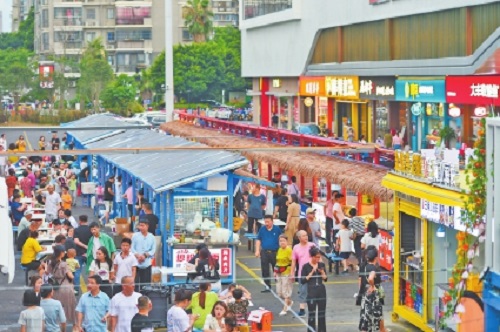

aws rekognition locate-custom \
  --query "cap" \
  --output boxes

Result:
[306,208,316,214]
[20,156,27,160]
[24,210,33,216]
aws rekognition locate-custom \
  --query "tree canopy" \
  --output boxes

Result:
[0,6,34,51]
[184,0,213,43]
[145,27,250,104]
[101,74,142,115]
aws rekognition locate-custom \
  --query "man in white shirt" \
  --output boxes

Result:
[332,193,346,240]
[109,276,142,332]
[113,238,138,292]
[0,133,7,150]
[37,184,62,223]
[0,144,6,176]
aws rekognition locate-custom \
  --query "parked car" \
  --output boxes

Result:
[215,107,233,119]
[293,123,322,136]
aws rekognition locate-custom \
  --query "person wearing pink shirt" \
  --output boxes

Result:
[122,182,134,217]
[290,230,316,317]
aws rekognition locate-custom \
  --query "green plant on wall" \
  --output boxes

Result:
[439,126,456,148]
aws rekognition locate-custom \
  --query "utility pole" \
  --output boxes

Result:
[164,0,174,122]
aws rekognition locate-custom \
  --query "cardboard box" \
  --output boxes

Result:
[115,223,130,235]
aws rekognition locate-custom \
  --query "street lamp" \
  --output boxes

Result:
[164,0,174,122]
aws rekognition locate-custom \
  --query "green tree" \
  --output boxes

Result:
[0,48,35,110]
[101,74,141,115]
[78,38,114,113]
[0,6,35,51]
[184,0,213,43]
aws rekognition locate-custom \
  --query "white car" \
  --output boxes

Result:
[216,108,232,119]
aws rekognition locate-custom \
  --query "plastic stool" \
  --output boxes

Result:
[20,265,29,286]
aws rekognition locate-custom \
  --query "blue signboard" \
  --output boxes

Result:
[395,79,446,103]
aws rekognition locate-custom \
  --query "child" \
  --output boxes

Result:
[67,174,77,206]
[274,234,293,316]
[65,248,80,275]
[19,290,45,332]
[336,219,354,274]
[219,283,252,304]
[60,187,72,210]
[227,289,248,327]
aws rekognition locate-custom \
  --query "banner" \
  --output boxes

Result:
[395,79,446,103]
[359,76,396,100]
[446,75,500,106]
[39,64,55,89]
[172,247,232,275]
[299,76,325,96]
[325,76,359,99]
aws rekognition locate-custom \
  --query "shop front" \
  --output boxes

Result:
[382,150,481,331]
[359,76,397,143]
[446,75,499,148]
[395,78,447,151]
[298,76,331,134]
[325,75,371,141]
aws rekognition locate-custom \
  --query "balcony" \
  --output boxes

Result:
[116,40,153,49]
[115,17,152,27]
[53,18,83,27]
[244,0,292,19]
[116,65,139,73]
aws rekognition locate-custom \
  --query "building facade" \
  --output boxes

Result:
[12,0,34,32]
[240,0,500,144]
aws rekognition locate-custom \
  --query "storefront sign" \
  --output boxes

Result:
[359,76,395,100]
[299,76,325,96]
[395,79,446,103]
[326,76,359,99]
[446,75,500,106]
[172,248,232,275]
[411,103,423,116]
[474,106,488,117]
[420,199,461,229]
[448,105,461,117]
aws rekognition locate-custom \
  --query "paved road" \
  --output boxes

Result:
[2,128,54,152]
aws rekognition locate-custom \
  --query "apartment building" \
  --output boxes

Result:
[12,0,34,32]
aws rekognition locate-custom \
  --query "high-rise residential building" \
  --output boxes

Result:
[12,0,34,32]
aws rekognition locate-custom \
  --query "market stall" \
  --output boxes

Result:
[382,149,482,331]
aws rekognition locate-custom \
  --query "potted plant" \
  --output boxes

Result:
[439,127,456,148]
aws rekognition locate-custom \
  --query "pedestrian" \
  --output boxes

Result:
[275,234,293,316]
[141,203,159,235]
[0,144,6,177]
[6,168,18,198]
[18,210,34,236]
[61,186,72,210]
[86,222,116,273]
[285,194,300,246]
[392,131,403,150]
[20,230,47,273]
[103,175,115,224]
[68,174,77,206]
[347,208,366,271]
[36,184,61,224]
[115,175,123,216]
[300,246,327,332]
[218,283,252,304]
[203,300,228,331]
[361,221,381,263]
[51,131,60,150]
[17,218,43,252]
[304,208,321,246]
[75,275,110,332]
[358,247,386,332]
[167,289,198,332]
[38,136,46,151]
[293,218,313,247]
[323,191,340,249]
[20,170,34,198]
[28,276,43,304]
[131,296,154,332]
[187,282,219,331]
[40,285,66,332]
[255,215,282,292]
[7,143,19,164]
[274,188,288,223]
[286,176,300,200]
[194,247,221,292]
[131,219,156,291]
[19,290,45,332]
[73,215,92,293]
[89,246,115,299]
[246,184,266,233]
[332,193,346,244]
[113,238,139,295]
[336,219,354,274]
[46,245,76,324]
[122,181,134,218]
[17,135,27,152]
[290,230,316,317]
[383,129,392,149]
[0,133,7,150]
[109,276,142,332]
[11,194,27,226]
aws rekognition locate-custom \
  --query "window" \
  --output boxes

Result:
[116,30,152,41]
[107,8,115,19]
[182,28,193,41]
[244,0,293,19]
[86,32,96,42]
[86,8,96,20]
[116,7,151,25]
[42,32,49,51]
[41,9,49,28]
[107,32,115,42]
[54,8,82,19]
[54,31,82,42]
[107,55,115,66]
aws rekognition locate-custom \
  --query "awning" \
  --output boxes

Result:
[381,173,464,207]
[232,168,277,188]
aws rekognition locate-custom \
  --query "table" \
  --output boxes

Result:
[36,246,53,260]
[244,233,259,251]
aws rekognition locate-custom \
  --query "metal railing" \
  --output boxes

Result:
[243,0,293,19]
[174,110,395,168]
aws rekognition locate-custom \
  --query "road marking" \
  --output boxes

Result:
[250,268,261,271]
[237,255,256,259]
[24,131,33,151]
[236,259,312,331]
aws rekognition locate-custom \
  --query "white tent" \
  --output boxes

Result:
[0,177,15,283]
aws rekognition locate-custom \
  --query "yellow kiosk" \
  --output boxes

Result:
[381,151,481,331]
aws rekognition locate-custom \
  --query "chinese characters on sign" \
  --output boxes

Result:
[359,78,395,98]
[396,79,445,103]
[305,82,320,95]
[420,199,461,229]
[39,64,54,89]
[470,83,499,98]
[172,248,232,275]
[406,82,434,99]
[326,76,359,99]
[299,76,325,97]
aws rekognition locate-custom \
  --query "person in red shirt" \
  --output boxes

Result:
[6,168,18,198]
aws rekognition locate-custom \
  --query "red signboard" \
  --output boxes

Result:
[172,248,233,275]
[39,64,55,89]
[378,230,393,271]
[446,75,500,106]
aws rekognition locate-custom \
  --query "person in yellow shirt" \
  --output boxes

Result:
[61,186,72,210]
[187,282,219,330]
[275,234,293,316]
[21,231,47,272]
[16,135,27,152]
[7,143,19,164]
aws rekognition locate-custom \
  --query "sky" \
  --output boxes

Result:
[0,0,12,33]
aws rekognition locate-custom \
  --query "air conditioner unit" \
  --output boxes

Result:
[85,21,96,27]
